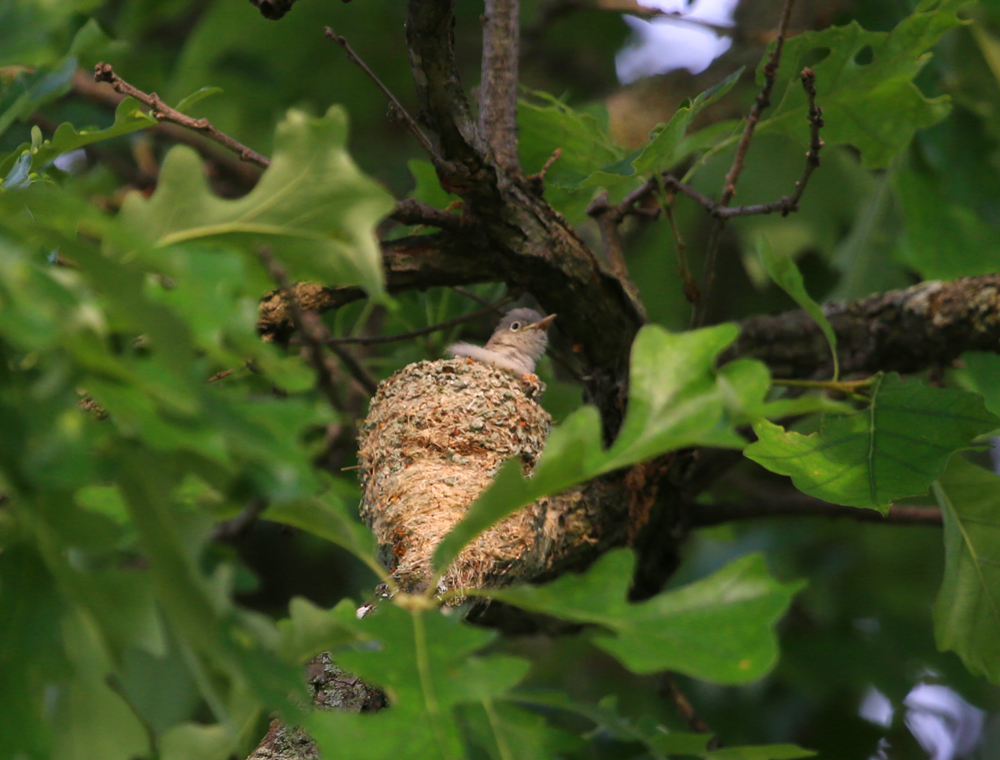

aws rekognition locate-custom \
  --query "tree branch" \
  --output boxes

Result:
[405,0,483,175]
[256,232,506,339]
[479,0,522,171]
[727,275,1000,378]
[324,28,440,160]
[692,496,943,527]
[586,191,645,315]
[93,63,271,169]
[259,249,377,397]
[319,294,514,345]
[390,198,467,230]
[71,70,263,191]
[693,0,797,327]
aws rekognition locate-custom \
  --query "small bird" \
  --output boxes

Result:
[447,308,557,376]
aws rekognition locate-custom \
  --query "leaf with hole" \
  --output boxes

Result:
[756,0,966,167]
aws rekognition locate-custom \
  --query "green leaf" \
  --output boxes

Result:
[757,236,839,381]
[52,611,152,760]
[893,166,1000,279]
[707,745,817,760]
[278,598,364,664]
[756,0,966,167]
[174,86,224,114]
[490,551,804,684]
[159,723,237,760]
[517,89,624,188]
[28,97,157,174]
[510,691,709,759]
[265,488,379,574]
[745,374,999,511]
[631,67,743,176]
[117,106,394,297]
[460,701,586,760]
[952,352,1000,418]
[306,602,530,760]
[0,55,77,139]
[932,456,1000,683]
[434,324,764,571]
[407,159,459,210]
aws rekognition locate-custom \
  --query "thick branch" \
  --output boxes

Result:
[406,0,482,174]
[256,232,505,339]
[479,0,522,171]
[727,275,1000,378]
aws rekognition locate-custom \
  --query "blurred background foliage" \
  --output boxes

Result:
[2,0,1000,758]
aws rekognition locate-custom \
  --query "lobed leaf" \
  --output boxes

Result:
[306,602,532,760]
[116,106,394,297]
[490,551,803,683]
[745,373,999,511]
[756,0,966,167]
[434,323,763,571]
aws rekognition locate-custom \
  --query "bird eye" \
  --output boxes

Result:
[509,321,522,331]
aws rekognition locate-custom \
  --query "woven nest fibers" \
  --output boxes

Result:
[357,358,552,593]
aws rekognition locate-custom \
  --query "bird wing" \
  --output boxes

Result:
[446,342,529,374]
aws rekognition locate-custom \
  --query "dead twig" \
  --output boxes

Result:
[309,294,515,346]
[691,496,943,527]
[324,28,440,161]
[692,0,797,328]
[390,198,467,230]
[527,147,561,193]
[586,191,646,317]
[658,675,720,749]
[258,248,377,400]
[93,62,270,169]
[664,197,698,305]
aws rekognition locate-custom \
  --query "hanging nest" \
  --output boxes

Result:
[357,358,552,594]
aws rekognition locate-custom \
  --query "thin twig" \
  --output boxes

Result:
[71,70,263,191]
[311,294,515,345]
[211,498,268,540]
[692,0,797,328]
[664,197,698,305]
[691,497,943,527]
[391,198,467,230]
[720,0,797,208]
[452,286,495,308]
[658,675,720,749]
[324,28,439,161]
[326,342,379,396]
[527,147,561,193]
[480,0,522,171]
[93,63,270,169]
[587,191,646,317]
[258,248,376,400]
[524,0,731,49]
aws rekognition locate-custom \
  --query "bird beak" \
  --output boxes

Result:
[528,313,557,331]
